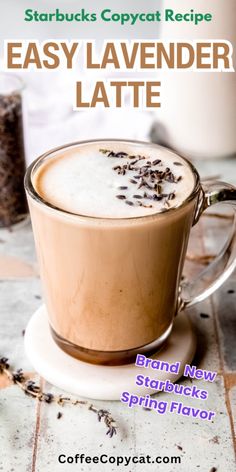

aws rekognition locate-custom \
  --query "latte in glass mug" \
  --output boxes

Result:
[25,140,236,364]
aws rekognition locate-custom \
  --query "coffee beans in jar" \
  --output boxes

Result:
[0,73,28,227]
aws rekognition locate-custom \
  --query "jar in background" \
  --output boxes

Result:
[0,72,28,227]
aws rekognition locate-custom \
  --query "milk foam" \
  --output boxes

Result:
[33,142,195,218]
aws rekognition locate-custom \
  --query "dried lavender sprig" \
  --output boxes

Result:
[0,357,117,438]
[0,357,9,372]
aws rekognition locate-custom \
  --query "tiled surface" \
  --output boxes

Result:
[0,158,236,472]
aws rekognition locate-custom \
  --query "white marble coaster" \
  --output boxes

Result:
[24,305,196,401]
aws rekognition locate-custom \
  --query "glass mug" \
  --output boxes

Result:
[25,140,236,365]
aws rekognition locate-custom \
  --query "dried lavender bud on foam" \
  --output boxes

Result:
[33,142,195,218]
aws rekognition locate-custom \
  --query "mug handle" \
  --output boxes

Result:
[179,180,236,310]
